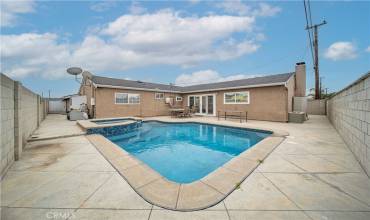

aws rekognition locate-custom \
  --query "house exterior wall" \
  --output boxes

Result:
[183,85,289,122]
[94,87,183,118]
[327,72,370,175]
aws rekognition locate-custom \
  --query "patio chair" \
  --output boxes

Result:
[182,107,191,118]
[191,106,198,115]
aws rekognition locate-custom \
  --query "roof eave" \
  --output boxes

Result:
[95,84,182,93]
[94,82,286,93]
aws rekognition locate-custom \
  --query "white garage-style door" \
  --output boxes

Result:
[48,100,65,113]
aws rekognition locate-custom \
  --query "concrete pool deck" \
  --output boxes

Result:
[1,115,370,219]
[86,132,285,211]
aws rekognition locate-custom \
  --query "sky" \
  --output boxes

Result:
[1,0,369,97]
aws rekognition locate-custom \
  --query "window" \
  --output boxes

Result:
[115,93,128,104]
[176,96,183,101]
[224,91,249,104]
[155,93,164,100]
[129,94,140,104]
[115,93,140,104]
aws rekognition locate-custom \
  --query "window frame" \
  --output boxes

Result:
[175,96,183,102]
[115,92,140,105]
[155,92,165,100]
[223,91,250,104]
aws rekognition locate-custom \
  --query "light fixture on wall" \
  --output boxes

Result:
[66,67,83,84]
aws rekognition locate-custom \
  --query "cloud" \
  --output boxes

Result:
[0,0,35,27]
[1,33,71,78]
[253,3,281,17]
[129,1,147,15]
[366,46,370,52]
[2,9,270,79]
[216,1,281,17]
[175,69,262,86]
[216,0,251,16]
[90,1,117,12]
[324,42,357,61]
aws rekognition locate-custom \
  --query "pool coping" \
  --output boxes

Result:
[77,117,142,130]
[86,119,287,211]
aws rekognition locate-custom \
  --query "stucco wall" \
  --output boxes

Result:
[1,74,15,177]
[184,85,289,122]
[93,85,289,121]
[0,73,47,177]
[327,72,370,175]
[94,88,183,118]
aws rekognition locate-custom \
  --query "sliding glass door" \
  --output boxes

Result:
[189,96,200,113]
[207,95,214,115]
[188,94,215,116]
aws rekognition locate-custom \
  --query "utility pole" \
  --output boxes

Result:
[306,20,327,99]
[319,76,324,99]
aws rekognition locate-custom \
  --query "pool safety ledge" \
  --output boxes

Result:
[86,129,286,211]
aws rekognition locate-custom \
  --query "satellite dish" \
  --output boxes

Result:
[66,67,83,76]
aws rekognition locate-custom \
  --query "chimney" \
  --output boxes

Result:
[82,71,92,79]
[295,62,306,97]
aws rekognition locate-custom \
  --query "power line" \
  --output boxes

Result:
[307,0,315,56]
[307,0,314,28]
[304,0,327,99]
[303,0,315,65]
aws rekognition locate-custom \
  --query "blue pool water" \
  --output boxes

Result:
[107,121,270,183]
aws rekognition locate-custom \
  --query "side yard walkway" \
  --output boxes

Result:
[1,115,370,220]
[29,114,85,141]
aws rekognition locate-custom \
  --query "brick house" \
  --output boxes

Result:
[79,62,306,122]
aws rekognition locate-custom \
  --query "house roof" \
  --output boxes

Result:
[90,72,295,93]
[179,72,294,92]
[61,94,79,100]
[91,75,184,92]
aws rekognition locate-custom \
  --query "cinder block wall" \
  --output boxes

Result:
[327,72,370,175]
[0,74,15,177]
[21,86,39,147]
[0,73,47,177]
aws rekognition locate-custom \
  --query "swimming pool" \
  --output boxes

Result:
[107,121,270,183]
[93,118,136,125]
